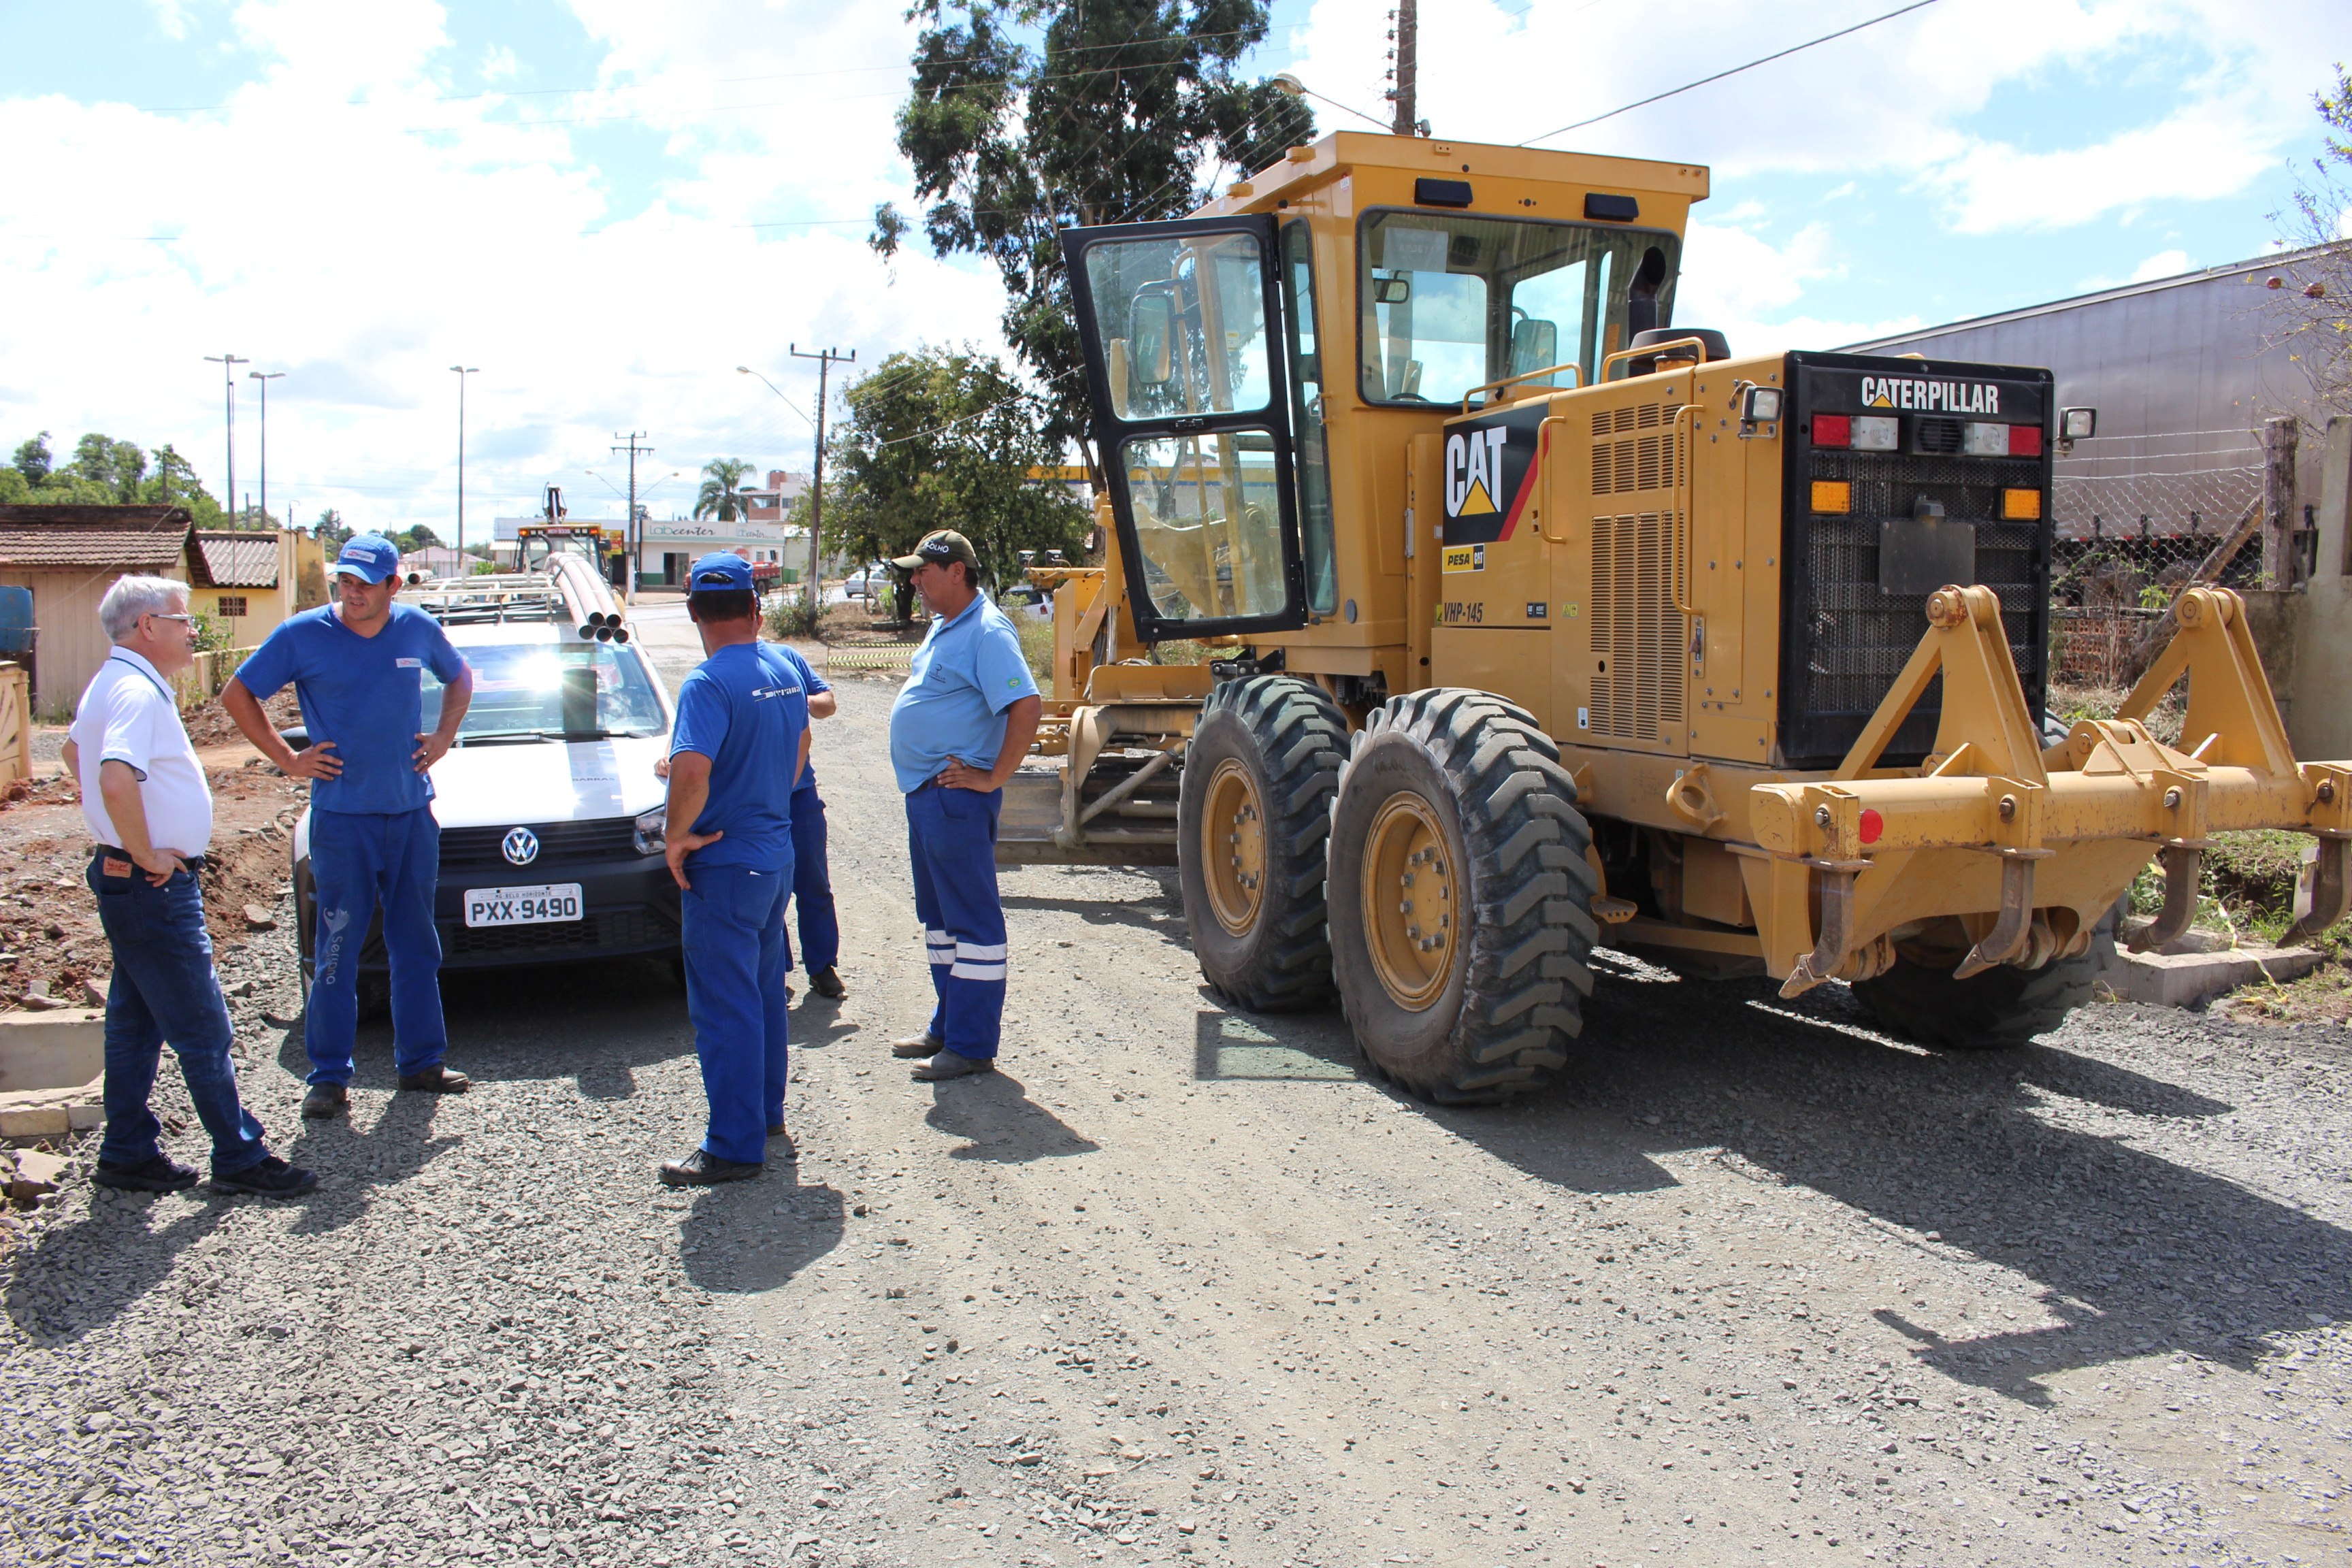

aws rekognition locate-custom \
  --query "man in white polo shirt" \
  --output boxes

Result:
[62,576,314,1197]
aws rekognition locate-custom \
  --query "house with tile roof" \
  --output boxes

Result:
[0,506,216,713]
[192,528,327,650]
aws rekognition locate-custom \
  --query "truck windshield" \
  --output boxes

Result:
[522,535,602,570]
[1357,212,1678,406]
[423,642,668,742]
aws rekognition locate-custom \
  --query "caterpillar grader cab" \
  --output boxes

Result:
[1009,129,2352,1101]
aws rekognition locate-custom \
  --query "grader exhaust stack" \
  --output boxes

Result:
[1003,129,2350,1096]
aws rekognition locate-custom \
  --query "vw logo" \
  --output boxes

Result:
[501,828,541,866]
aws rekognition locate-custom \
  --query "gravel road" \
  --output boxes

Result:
[4,606,2349,1568]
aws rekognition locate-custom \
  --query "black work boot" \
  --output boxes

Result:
[658,1149,763,1187]
[808,966,846,999]
[301,1083,348,1120]
[396,1066,471,1094]
[93,1154,200,1193]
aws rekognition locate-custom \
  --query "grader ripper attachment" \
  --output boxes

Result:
[1004,129,2351,1100]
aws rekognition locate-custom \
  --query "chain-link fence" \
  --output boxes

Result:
[2044,426,2293,687]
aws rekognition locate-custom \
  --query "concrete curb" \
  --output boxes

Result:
[2097,941,2328,1007]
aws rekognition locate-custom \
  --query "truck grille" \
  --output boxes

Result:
[438,819,642,869]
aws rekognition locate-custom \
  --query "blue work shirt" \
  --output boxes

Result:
[231,604,470,816]
[670,640,811,872]
[888,595,1039,793]
[770,644,830,795]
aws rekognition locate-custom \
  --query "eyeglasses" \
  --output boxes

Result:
[148,613,195,626]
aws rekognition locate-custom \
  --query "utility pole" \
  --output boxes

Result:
[789,344,855,604]
[1386,0,1424,137]
[611,431,653,604]
[203,354,248,521]
[247,370,282,528]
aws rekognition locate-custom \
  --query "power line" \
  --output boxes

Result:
[1518,0,1948,146]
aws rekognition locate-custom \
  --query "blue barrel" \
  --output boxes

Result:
[0,587,31,655]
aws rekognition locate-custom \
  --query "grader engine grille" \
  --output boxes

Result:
[1588,401,1686,742]
[1779,352,2053,770]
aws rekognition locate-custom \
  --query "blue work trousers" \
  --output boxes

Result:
[306,806,447,1085]
[86,856,269,1177]
[781,783,840,977]
[905,784,1006,1059]
[680,859,792,1164]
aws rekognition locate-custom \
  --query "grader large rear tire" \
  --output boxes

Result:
[1851,915,2116,1049]
[1327,689,1599,1103]
[1177,676,1347,1011]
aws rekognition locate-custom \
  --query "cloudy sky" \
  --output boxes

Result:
[0,0,2342,538]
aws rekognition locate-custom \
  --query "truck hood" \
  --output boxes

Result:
[427,734,669,830]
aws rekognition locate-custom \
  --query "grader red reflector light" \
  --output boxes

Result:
[1859,808,1884,844]
[1812,413,1851,447]
[2008,424,2044,457]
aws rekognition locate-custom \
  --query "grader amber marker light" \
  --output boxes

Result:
[998,129,2351,1102]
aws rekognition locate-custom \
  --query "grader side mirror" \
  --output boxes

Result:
[1373,275,1413,306]
[1510,318,1559,377]
[1128,293,1175,387]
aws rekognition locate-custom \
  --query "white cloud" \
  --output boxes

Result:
[2129,249,2193,283]
[0,0,1009,537]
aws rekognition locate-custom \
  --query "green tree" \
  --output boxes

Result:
[822,345,1088,591]
[393,523,442,554]
[693,458,759,522]
[140,444,226,525]
[12,432,51,485]
[314,508,351,550]
[872,0,1309,449]
[63,433,147,501]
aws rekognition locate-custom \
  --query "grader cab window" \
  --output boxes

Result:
[1069,217,1308,639]
[1358,212,1679,406]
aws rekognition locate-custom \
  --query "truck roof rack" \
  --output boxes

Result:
[399,553,629,640]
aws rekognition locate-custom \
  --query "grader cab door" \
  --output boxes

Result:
[1062,216,1310,643]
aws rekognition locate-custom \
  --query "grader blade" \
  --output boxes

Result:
[994,663,1209,870]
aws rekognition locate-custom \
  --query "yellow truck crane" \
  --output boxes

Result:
[1010,129,2351,1102]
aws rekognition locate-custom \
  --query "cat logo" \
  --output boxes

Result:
[1859,374,2002,414]
[1444,429,1504,517]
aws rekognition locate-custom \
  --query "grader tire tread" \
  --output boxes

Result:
[1852,921,2116,1050]
[1333,689,1599,1104]
[1179,676,1347,1011]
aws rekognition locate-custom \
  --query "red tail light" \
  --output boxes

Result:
[2008,424,2044,458]
[1812,413,1851,448]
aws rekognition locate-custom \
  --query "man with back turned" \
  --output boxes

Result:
[659,553,812,1186]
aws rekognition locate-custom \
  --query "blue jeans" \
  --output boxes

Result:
[85,855,268,1177]
[906,785,1006,1059]
[782,783,840,977]
[680,859,792,1164]
[307,806,446,1085]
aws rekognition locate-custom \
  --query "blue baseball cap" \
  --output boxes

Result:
[333,534,401,583]
[688,551,755,593]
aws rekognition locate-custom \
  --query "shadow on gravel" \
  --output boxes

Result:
[1001,868,1190,947]
[5,1190,235,1341]
[786,994,860,1053]
[924,1071,1100,1162]
[1203,950,2352,1401]
[679,1179,845,1294]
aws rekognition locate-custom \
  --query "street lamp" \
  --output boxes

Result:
[451,365,479,566]
[203,354,248,523]
[246,370,283,527]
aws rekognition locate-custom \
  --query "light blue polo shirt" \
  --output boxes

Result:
[887,595,1039,793]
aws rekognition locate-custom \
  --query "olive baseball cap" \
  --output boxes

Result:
[892,529,978,573]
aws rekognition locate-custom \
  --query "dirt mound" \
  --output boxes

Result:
[181,689,299,749]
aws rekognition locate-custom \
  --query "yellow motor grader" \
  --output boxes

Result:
[999,129,2351,1101]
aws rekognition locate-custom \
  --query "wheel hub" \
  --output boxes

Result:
[1202,757,1268,936]
[1362,791,1458,1011]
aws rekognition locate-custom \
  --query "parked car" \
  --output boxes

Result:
[289,620,681,992]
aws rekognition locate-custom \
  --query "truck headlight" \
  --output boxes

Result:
[634,806,666,857]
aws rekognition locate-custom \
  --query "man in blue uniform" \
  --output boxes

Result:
[223,535,475,1118]
[659,553,811,1186]
[777,649,845,1000]
[885,530,1041,1081]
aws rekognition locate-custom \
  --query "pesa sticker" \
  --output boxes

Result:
[1441,544,1486,573]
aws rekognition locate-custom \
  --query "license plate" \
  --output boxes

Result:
[464,883,585,928]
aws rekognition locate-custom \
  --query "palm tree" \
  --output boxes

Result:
[693,458,758,522]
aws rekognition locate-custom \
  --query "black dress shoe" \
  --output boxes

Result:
[301,1084,348,1120]
[808,966,846,999]
[658,1149,763,1187]
[209,1157,318,1198]
[396,1066,471,1094]
[93,1154,200,1193]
